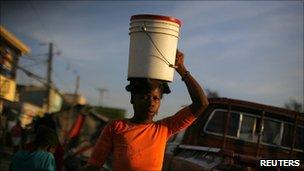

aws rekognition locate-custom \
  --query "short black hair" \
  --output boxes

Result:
[125,78,171,95]
[34,114,56,132]
[34,125,59,148]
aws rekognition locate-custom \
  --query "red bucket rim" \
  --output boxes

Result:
[131,14,182,27]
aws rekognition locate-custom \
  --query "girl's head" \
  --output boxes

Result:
[34,125,59,153]
[125,78,171,96]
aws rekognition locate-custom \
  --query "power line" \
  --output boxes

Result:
[21,59,47,68]
[17,64,46,84]
[47,43,79,77]
[25,1,82,98]
[24,53,48,59]
[3,46,62,98]
[28,0,55,43]
[53,70,74,93]
[25,1,80,84]
[17,58,62,96]
[56,52,78,76]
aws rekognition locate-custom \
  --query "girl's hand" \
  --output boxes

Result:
[175,50,186,74]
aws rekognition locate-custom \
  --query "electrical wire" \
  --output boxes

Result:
[17,1,83,96]
[28,0,55,43]
[21,59,47,68]
[26,1,81,88]
[53,70,74,93]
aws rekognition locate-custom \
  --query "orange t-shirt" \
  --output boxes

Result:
[87,106,197,171]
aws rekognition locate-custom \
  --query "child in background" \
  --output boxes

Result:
[9,125,59,171]
[10,120,22,152]
[25,114,64,171]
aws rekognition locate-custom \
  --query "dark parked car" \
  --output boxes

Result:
[163,98,303,170]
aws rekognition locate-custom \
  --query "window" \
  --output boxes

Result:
[262,119,282,145]
[295,126,304,150]
[166,130,186,154]
[204,109,304,152]
[168,129,185,144]
[227,112,239,137]
[205,110,240,137]
[282,124,304,151]
[0,47,16,79]
[205,110,226,134]
[240,115,256,141]
[281,123,293,148]
[174,130,186,144]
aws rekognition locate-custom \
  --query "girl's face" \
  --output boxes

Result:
[132,88,162,121]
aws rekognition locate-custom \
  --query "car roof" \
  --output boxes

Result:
[208,97,303,123]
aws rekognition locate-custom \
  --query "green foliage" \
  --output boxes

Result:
[284,99,303,113]
[206,88,220,98]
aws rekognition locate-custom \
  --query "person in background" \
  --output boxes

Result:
[25,114,64,171]
[9,125,59,171]
[10,120,22,152]
[83,50,209,171]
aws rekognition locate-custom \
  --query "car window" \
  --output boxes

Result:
[205,110,239,137]
[281,123,293,148]
[168,129,185,144]
[262,119,282,145]
[228,112,240,137]
[240,115,256,141]
[295,126,304,150]
[174,129,185,144]
[280,123,304,151]
[204,109,303,152]
[205,110,226,134]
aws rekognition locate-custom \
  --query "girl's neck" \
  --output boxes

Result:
[129,117,153,124]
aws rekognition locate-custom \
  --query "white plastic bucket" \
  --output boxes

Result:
[128,14,181,82]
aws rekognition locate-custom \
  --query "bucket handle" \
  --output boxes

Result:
[141,25,178,69]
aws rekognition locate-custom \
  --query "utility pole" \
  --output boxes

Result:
[74,75,80,95]
[46,42,53,112]
[96,88,108,106]
[73,75,80,105]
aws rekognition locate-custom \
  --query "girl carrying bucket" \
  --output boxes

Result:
[83,15,209,171]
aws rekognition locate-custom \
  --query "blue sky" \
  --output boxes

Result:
[1,1,303,119]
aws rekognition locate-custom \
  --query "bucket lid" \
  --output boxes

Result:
[131,14,182,27]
